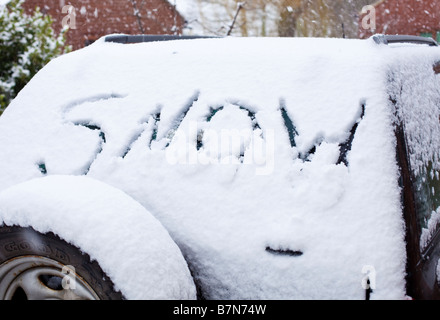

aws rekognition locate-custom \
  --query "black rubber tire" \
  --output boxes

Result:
[0,225,124,300]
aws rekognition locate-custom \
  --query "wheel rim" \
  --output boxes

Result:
[0,256,100,300]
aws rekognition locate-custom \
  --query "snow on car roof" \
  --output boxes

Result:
[0,36,438,299]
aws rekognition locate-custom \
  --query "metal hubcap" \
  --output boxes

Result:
[0,256,99,300]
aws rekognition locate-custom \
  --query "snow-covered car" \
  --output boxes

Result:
[0,34,439,300]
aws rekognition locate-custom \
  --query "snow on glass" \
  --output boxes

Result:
[0,37,417,299]
[388,49,440,252]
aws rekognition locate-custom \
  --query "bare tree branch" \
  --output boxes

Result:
[130,0,145,34]
[227,2,246,36]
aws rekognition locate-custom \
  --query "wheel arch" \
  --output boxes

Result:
[0,175,197,300]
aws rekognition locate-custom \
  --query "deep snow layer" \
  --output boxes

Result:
[0,175,197,299]
[0,37,439,299]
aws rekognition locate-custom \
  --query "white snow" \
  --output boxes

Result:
[0,175,197,300]
[387,45,440,254]
[421,208,440,251]
[389,49,440,177]
[437,258,440,285]
[0,36,439,299]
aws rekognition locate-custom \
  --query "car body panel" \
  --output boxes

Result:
[0,37,439,299]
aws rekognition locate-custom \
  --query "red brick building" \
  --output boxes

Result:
[22,0,185,50]
[359,0,440,40]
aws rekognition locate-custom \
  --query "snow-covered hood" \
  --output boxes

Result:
[1,36,439,299]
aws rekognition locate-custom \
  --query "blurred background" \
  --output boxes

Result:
[12,0,440,49]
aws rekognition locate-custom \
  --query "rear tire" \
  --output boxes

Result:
[0,225,123,300]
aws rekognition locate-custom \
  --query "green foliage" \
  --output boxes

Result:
[0,0,70,115]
